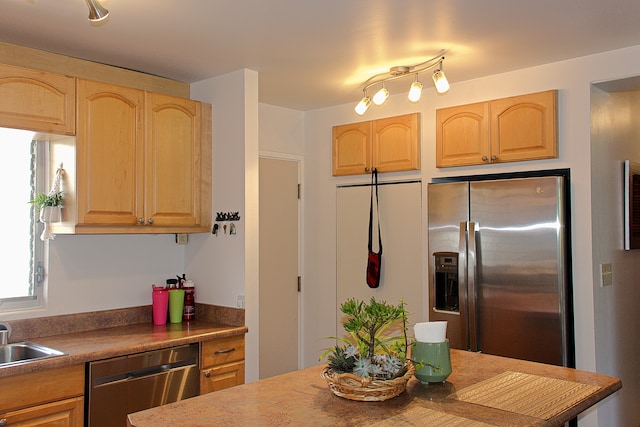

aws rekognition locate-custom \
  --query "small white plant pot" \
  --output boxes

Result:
[39,206,62,223]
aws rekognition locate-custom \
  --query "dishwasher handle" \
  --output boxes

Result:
[93,357,198,387]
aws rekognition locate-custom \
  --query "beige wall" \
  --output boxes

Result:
[590,86,640,426]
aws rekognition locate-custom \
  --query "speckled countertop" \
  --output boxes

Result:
[0,304,247,378]
[127,350,621,427]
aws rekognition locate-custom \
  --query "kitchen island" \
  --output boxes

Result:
[127,349,621,427]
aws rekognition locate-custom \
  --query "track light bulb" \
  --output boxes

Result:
[432,69,450,94]
[373,87,389,106]
[408,80,423,103]
[85,0,109,22]
[355,96,371,115]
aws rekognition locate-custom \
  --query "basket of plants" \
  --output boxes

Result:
[320,297,415,402]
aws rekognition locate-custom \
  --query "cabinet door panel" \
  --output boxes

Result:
[1,397,83,427]
[0,63,75,134]
[373,112,419,172]
[76,79,144,225]
[490,90,557,162]
[146,93,201,226]
[332,121,370,176]
[436,102,489,167]
[200,361,245,394]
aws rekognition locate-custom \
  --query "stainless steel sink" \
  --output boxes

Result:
[0,341,65,367]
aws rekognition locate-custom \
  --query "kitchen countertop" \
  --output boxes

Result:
[127,349,621,427]
[0,320,247,378]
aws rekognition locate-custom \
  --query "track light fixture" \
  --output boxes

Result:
[85,0,109,22]
[354,52,449,115]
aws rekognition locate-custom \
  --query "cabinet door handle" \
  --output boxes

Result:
[364,167,370,173]
[147,218,154,225]
[204,370,211,378]
[0,418,6,427]
[491,155,498,161]
[482,156,489,162]
[138,218,144,224]
[214,347,236,355]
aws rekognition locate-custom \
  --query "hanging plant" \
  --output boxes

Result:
[29,191,63,215]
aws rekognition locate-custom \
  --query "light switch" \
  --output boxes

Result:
[600,263,613,287]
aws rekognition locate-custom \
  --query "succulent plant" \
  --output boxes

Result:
[321,297,409,380]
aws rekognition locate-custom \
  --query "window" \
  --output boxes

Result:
[0,127,45,311]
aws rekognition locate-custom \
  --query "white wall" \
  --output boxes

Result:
[302,46,640,427]
[189,69,260,383]
[590,86,640,426]
[1,233,184,321]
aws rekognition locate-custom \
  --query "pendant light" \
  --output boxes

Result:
[408,75,423,103]
[353,52,450,114]
[85,0,109,22]
[372,84,389,106]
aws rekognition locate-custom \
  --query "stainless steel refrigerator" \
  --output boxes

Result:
[428,172,574,367]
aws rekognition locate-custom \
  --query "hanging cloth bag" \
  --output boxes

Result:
[366,168,383,288]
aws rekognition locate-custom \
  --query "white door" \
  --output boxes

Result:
[336,181,424,333]
[259,157,299,379]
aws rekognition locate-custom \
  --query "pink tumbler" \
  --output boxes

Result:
[152,286,169,325]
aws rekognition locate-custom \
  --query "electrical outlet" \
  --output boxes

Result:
[237,295,245,308]
[600,263,613,287]
[175,233,188,245]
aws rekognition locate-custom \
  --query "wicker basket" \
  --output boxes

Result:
[321,363,415,401]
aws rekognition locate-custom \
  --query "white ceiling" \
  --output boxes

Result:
[1,0,640,111]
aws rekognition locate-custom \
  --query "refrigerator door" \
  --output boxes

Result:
[470,176,567,365]
[427,181,469,350]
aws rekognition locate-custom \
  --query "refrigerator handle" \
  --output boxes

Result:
[467,221,478,352]
[458,221,469,351]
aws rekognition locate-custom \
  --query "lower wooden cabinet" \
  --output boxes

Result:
[0,397,83,427]
[200,335,245,394]
[0,364,84,427]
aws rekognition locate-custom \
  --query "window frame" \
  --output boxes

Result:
[0,138,47,312]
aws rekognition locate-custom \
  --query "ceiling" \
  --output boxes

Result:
[1,0,640,111]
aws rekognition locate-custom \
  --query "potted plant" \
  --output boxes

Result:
[29,191,63,222]
[320,297,414,401]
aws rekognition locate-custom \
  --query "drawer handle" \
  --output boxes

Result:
[214,347,236,355]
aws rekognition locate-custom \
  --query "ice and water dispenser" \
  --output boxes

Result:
[433,252,459,312]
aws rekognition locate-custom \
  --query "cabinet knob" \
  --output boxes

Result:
[0,418,7,427]
[204,370,211,378]
[364,167,370,173]
[147,218,154,225]
[491,155,498,161]
[482,156,489,162]
[138,218,144,224]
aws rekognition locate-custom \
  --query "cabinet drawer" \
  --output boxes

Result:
[200,360,245,394]
[201,335,245,367]
[0,364,84,413]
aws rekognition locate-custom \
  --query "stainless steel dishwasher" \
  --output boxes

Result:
[87,343,199,427]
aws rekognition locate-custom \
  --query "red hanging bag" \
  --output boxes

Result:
[366,168,382,288]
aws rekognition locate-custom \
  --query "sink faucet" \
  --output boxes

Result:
[0,322,11,345]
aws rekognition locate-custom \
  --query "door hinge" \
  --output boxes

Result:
[297,276,301,292]
[297,183,301,200]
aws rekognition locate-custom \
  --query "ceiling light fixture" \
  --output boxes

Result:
[354,52,449,115]
[85,0,109,22]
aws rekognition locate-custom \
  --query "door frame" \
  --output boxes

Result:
[258,151,304,371]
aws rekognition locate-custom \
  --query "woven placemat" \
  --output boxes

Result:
[371,406,495,426]
[451,371,601,420]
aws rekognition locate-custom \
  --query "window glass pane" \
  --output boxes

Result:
[0,127,42,306]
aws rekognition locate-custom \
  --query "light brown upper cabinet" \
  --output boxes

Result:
[0,63,75,134]
[333,113,420,176]
[50,79,212,234]
[436,90,557,168]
